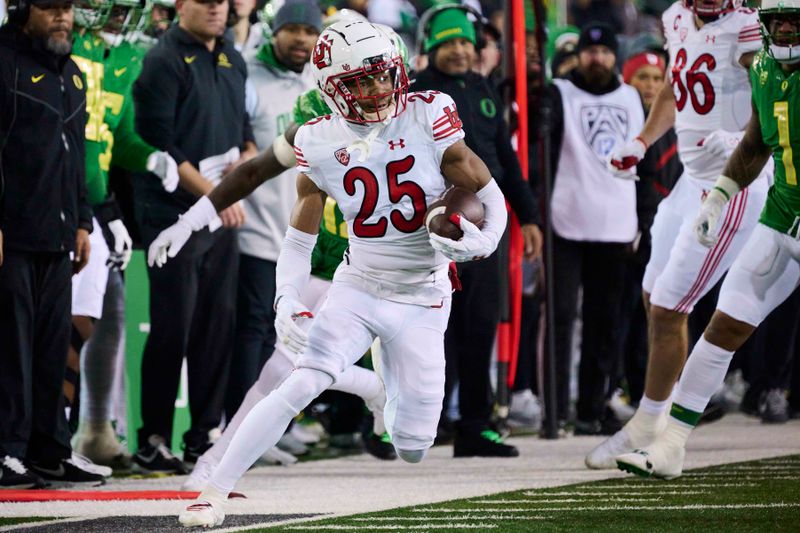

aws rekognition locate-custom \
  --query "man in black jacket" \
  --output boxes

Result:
[412,6,542,458]
[132,0,257,473]
[0,0,104,487]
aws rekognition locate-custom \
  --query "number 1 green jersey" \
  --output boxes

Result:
[750,50,800,235]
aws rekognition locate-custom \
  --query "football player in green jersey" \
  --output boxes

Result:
[616,0,800,480]
[70,0,179,472]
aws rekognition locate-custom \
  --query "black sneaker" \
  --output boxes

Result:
[759,389,789,424]
[363,432,397,461]
[28,457,105,487]
[434,419,455,446]
[453,429,519,458]
[133,435,188,474]
[0,456,46,489]
[740,387,760,416]
[182,441,212,467]
[698,396,727,425]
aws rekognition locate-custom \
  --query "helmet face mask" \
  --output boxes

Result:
[684,0,742,21]
[760,0,800,64]
[313,21,410,124]
[74,0,115,30]
[103,0,149,39]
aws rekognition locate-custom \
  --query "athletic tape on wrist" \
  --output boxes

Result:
[273,134,297,168]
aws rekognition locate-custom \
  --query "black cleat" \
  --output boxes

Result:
[28,457,105,487]
[0,456,46,489]
[133,435,188,475]
[363,432,397,461]
[454,429,519,458]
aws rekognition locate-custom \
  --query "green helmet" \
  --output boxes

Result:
[760,0,800,64]
[104,0,151,38]
[74,0,115,30]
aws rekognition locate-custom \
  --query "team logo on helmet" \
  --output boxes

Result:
[313,34,334,69]
[335,148,351,166]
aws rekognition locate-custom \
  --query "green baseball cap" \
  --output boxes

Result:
[424,7,477,53]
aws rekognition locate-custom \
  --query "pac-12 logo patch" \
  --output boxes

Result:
[580,104,630,161]
[335,148,350,166]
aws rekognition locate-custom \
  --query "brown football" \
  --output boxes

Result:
[425,186,485,241]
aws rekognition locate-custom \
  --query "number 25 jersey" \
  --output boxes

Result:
[293,91,465,295]
[663,1,761,181]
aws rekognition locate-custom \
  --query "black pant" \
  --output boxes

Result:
[616,256,648,406]
[552,235,627,423]
[137,226,238,449]
[514,293,542,394]
[0,250,72,461]
[443,252,501,434]
[749,285,800,394]
[225,254,277,420]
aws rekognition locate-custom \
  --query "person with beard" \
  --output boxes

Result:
[226,0,320,434]
[131,0,257,473]
[0,0,106,487]
[411,5,542,457]
[542,23,644,435]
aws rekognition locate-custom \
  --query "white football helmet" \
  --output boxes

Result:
[683,0,743,20]
[760,0,800,64]
[311,20,409,124]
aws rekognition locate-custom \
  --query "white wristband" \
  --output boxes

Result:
[180,196,218,231]
[275,226,317,307]
[712,175,741,203]
[273,133,297,168]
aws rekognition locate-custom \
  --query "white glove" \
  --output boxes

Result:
[694,175,741,248]
[700,129,743,160]
[429,214,494,263]
[607,137,647,180]
[275,296,314,354]
[147,219,192,267]
[105,219,133,271]
[147,151,180,193]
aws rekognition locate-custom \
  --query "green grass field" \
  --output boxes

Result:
[249,455,800,532]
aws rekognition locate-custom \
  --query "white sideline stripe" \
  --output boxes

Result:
[681,474,798,480]
[286,523,499,530]
[469,498,663,503]
[0,517,89,531]
[519,491,708,496]
[722,466,800,471]
[412,503,800,513]
[351,515,547,521]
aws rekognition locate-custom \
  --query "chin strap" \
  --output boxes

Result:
[346,124,384,163]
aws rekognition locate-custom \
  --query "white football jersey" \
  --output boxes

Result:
[293,90,465,304]
[662,2,761,181]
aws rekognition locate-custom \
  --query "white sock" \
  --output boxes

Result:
[203,351,296,465]
[209,368,332,493]
[626,401,667,444]
[638,395,671,416]
[661,416,693,449]
[197,484,227,505]
[672,336,734,419]
[329,366,385,434]
[80,271,125,423]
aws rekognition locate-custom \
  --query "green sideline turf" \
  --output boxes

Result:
[0,517,59,526]
[247,455,800,532]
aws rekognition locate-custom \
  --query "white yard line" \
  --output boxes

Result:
[286,523,499,530]
[519,490,709,496]
[349,515,548,521]
[469,497,664,503]
[412,503,800,513]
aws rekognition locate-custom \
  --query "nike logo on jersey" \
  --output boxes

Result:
[31,74,44,83]
[114,67,127,77]
[184,55,197,64]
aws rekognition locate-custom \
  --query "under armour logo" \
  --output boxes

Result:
[388,139,405,150]
[706,35,716,43]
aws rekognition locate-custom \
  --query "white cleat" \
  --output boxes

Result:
[585,414,667,470]
[616,439,685,480]
[181,456,216,492]
[179,499,225,528]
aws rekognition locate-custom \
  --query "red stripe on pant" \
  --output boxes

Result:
[672,189,748,314]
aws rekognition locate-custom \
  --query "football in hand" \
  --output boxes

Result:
[425,187,485,241]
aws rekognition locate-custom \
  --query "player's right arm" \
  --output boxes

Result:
[146,125,301,268]
[608,82,677,177]
[273,173,326,353]
[694,102,771,247]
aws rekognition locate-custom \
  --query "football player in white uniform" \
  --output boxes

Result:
[171,21,507,527]
[587,0,771,469]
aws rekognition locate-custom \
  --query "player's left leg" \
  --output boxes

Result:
[618,224,800,479]
[378,299,452,463]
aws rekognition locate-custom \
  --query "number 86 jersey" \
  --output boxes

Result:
[293,91,465,301]
[663,1,762,181]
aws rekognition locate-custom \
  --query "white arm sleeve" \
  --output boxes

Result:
[275,226,318,306]
[476,178,507,253]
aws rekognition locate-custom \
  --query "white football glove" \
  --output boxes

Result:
[699,129,743,160]
[694,175,742,248]
[147,151,180,193]
[607,137,647,180]
[275,296,314,354]
[147,219,192,268]
[104,219,133,271]
[429,214,493,263]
